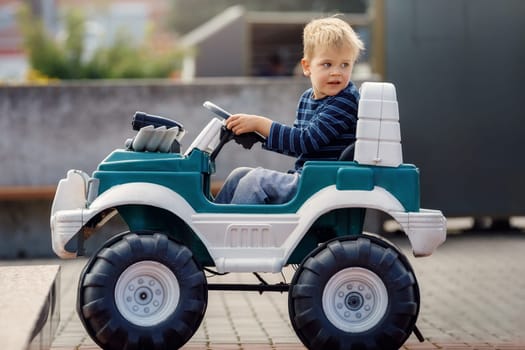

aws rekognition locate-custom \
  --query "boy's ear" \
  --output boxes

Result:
[301,58,310,77]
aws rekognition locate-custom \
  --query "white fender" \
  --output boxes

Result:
[282,186,405,257]
[85,183,216,254]
[300,185,406,213]
[87,182,196,222]
[51,182,203,259]
[283,185,445,259]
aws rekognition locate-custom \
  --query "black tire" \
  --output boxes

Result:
[288,235,420,350]
[77,232,207,350]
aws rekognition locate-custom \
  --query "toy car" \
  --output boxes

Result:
[50,82,446,350]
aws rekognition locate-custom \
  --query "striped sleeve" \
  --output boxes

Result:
[265,87,358,157]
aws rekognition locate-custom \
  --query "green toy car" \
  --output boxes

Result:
[50,82,446,350]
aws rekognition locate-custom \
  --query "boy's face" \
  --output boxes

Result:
[301,45,355,100]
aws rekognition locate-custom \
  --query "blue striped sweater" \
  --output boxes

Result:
[264,82,359,172]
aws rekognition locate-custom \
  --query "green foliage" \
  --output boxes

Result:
[17,5,183,80]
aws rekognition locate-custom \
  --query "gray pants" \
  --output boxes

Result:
[214,167,300,204]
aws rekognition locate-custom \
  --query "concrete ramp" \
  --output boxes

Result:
[0,265,60,350]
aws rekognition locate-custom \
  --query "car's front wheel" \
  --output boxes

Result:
[77,232,207,350]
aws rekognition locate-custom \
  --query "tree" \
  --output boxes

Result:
[17,4,184,80]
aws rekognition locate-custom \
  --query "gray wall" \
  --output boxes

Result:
[385,0,525,217]
[0,78,310,187]
[0,78,314,258]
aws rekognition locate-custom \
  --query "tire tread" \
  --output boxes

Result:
[288,235,420,350]
[77,232,207,350]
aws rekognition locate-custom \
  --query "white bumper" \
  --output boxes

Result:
[50,208,85,259]
[50,170,90,259]
[391,209,447,257]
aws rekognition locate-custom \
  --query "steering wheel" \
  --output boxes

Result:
[202,101,266,149]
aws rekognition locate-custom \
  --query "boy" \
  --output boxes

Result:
[215,16,364,204]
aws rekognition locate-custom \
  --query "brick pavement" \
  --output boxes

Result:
[43,231,525,349]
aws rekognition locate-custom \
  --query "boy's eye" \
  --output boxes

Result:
[322,63,331,68]
[341,63,350,68]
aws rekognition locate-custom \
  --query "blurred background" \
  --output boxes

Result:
[1,0,525,258]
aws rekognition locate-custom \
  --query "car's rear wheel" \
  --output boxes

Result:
[77,232,207,350]
[289,235,420,350]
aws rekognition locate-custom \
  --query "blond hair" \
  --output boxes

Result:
[303,16,364,61]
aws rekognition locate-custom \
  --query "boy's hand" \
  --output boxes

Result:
[226,114,272,137]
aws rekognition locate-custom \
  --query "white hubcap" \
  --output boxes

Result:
[115,261,179,327]
[322,267,388,332]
